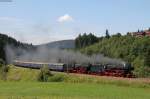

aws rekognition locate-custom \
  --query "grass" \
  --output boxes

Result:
[0,65,149,99]
[0,82,150,99]
[6,65,39,81]
[5,65,150,88]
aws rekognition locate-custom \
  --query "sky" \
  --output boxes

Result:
[0,0,150,45]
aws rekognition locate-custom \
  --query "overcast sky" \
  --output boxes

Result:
[0,0,150,45]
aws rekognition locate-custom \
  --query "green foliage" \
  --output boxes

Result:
[105,29,110,39]
[0,63,9,81]
[80,35,150,77]
[132,56,145,77]
[0,33,35,63]
[37,65,52,82]
[0,59,5,65]
[48,74,67,82]
[75,33,99,49]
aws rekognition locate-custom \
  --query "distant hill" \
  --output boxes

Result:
[0,33,74,63]
[38,40,75,49]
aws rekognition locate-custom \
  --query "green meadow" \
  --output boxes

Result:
[0,65,149,99]
[0,82,150,99]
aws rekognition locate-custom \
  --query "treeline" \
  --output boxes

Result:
[78,33,150,77]
[0,33,35,63]
[75,30,112,49]
[75,33,100,49]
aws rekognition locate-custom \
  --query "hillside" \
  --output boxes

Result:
[0,33,75,64]
[80,34,150,77]
[37,40,75,49]
[4,65,150,86]
[0,33,35,62]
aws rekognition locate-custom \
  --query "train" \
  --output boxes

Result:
[13,60,135,78]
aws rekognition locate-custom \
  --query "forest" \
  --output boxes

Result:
[75,32,150,77]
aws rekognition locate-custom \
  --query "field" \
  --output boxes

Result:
[0,82,150,99]
[0,65,149,99]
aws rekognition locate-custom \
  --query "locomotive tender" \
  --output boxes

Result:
[13,60,134,78]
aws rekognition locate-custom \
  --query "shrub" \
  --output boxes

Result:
[0,64,9,81]
[37,65,52,82]
[0,59,5,65]
[48,74,67,82]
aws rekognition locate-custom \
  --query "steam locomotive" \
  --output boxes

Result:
[13,60,134,78]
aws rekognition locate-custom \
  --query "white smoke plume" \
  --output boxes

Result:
[5,45,124,65]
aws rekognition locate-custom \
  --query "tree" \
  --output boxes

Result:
[0,33,35,63]
[0,59,5,65]
[80,34,150,77]
[105,29,110,39]
[75,33,99,49]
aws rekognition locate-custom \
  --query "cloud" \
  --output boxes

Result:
[0,17,19,21]
[0,16,76,45]
[57,14,73,23]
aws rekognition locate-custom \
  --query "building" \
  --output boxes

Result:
[132,29,150,37]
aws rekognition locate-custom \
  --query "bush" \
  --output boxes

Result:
[0,59,5,65]
[48,74,67,82]
[0,64,9,81]
[37,65,52,82]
